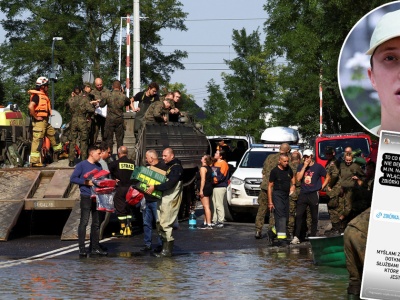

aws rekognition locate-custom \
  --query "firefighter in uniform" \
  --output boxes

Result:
[323,146,342,236]
[255,143,292,240]
[108,145,135,236]
[28,76,62,167]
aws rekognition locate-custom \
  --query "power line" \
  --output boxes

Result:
[160,45,231,47]
[185,18,266,22]
[184,63,226,65]
[181,69,230,71]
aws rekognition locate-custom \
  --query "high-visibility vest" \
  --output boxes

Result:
[28,90,52,117]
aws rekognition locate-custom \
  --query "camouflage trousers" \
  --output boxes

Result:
[344,224,367,295]
[103,119,125,151]
[255,189,274,232]
[340,189,353,230]
[327,185,342,225]
[69,118,89,162]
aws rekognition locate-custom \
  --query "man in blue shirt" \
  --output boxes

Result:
[70,145,108,257]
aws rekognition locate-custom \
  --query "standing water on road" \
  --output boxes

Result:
[0,246,348,299]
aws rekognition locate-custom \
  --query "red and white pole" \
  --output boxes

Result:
[126,15,131,99]
[319,70,323,136]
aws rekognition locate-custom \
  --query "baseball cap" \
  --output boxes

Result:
[303,149,313,157]
[366,9,400,55]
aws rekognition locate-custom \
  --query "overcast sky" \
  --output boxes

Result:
[0,1,267,108]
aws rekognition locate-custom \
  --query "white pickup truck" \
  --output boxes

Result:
[225,127,300,221]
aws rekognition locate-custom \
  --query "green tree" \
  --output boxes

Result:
[222,28,276,140]
[0,0,187,118]
[263,0,387,140]
[203,79,229,135]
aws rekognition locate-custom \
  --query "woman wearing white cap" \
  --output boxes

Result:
[367,9,400,134]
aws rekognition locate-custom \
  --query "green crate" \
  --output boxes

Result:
[131,166,166,199]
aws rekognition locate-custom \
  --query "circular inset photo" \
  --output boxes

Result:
[338,2,400,137]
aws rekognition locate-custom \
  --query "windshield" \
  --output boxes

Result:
[318,138,371,161]
[239,151,276,168]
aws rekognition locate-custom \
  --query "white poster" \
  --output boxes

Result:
[361,130,400,299]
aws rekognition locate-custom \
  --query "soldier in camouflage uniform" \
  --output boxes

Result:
[344,207,371,298]
[287,151,301,238]
[90,78,111,145]
[144,98,173,123]
[99,80,134,152]
[323,147,342,236]
[339,152,365,232]
[67,83,97,167]
[351,161,375,218]
[255,143,292,239]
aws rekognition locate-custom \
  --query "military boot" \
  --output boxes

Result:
[255,230,262,239]
[266,227,276,246]
[154,241,173,257]
[325,222,341,237]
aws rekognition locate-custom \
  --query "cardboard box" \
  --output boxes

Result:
[131,166,166,199]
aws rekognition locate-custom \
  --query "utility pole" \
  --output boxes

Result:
[50,37,63,110]
[133,0,140,96]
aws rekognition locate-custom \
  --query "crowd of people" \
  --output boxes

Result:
[69,146,184,258]
[254,143,375,247]
[27,75,376,297]
[27,76,183,167]
[26,76,190,258]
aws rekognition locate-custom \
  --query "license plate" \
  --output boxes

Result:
[253,198,258,205]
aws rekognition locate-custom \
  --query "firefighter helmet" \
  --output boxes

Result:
[36,76,49,87]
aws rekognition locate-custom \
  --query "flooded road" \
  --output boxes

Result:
[0,221,348,299]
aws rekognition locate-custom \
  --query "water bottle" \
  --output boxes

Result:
[188,211,197,229]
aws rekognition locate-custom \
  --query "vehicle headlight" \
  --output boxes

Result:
[230,177,244,185]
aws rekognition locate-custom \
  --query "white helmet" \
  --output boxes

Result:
[36,76,49,87]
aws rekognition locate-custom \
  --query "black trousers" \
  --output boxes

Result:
[272,190,289,238]
[78,195,100,247]
[294,191,319,237]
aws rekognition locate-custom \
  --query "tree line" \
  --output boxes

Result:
[0,0,389,141]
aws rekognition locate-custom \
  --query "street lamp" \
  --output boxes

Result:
[50,37,63,110]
